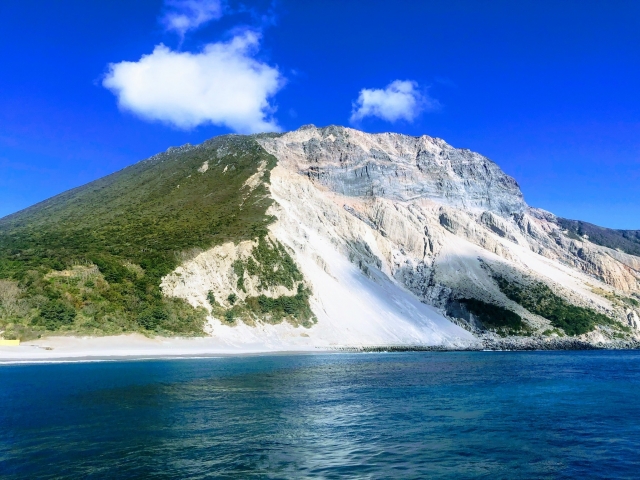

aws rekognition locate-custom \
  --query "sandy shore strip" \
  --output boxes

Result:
[0,334,329,364]
[5,333,636,364]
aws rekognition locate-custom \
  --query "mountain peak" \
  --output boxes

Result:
[258,126,526,215]
[1,127,637,350]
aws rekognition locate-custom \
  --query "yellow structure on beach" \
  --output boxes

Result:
[0,339,20,346]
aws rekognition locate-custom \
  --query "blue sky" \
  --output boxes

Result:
[1,0,638,228]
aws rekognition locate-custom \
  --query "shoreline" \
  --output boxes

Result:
[0,350,332,365]
[1,333,639,365]
[0,334,323,365]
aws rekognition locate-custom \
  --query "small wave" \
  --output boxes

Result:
[0,355,225,366]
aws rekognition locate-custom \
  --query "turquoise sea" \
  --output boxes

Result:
[1,351,640,479]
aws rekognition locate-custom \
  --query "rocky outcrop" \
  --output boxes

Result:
[161,125,640,348]
[259,125,526,215]
[478,335,640,351]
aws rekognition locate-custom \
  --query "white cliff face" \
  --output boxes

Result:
[262,125,527,216]
[263,164,475,347]
[161,125,640,348]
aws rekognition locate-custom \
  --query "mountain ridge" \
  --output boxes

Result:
[1,125,639,348]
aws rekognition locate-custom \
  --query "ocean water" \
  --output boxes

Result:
[1,351,639,479]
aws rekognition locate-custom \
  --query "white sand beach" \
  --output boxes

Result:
[0,334,325,364]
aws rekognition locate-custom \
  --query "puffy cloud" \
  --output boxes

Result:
[161,0,223,38]
[102,31,284,133]
[350,80,438,124]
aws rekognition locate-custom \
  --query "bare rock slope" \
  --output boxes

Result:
[162,125,640,349]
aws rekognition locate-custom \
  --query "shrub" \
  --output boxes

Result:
[137,306,168,331]
[227,293,237,305]
[246,236,302,290]
[233,260,246,292]
[207,290,217,307]
[494,275,616,336]
[34,301,76,330]
[458,298,526,334]
[245,284,314,326]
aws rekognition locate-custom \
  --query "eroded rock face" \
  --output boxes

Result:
[161,125,639,346]
[258,126,640,334]
[258,126,639,297]
[259,125,527,216]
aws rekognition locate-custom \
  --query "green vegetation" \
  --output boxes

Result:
[0,265,208,339]
[248,284,314,326]
[542,328,565,337]
[33,300,76,330]
[0,135,284,339]
[242,236,303,290]
[217,237,315,328]
[211,284,314,329]
[591,287,640,308]
[557,218,640,257]
[458,298,529,336]
[493,275,618,336]
[206,290,216,307]
[233,260,246,292]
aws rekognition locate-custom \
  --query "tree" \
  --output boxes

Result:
[0,280,20,320]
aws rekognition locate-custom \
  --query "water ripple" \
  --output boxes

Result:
[1,351,640,478]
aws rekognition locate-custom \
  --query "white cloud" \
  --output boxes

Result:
[350,80,438,124]
[161,0,223,38]
[102,31,284,133]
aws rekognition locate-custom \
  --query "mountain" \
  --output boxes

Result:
[1,125,639,348]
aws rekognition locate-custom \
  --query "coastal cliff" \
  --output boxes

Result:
[1,126,639,350]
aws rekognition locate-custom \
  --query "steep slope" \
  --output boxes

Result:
[0,135,285,339]
[161,125,640,347]
[1,125,639,348]
[257,127,640,340]
[556,218,640,257]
